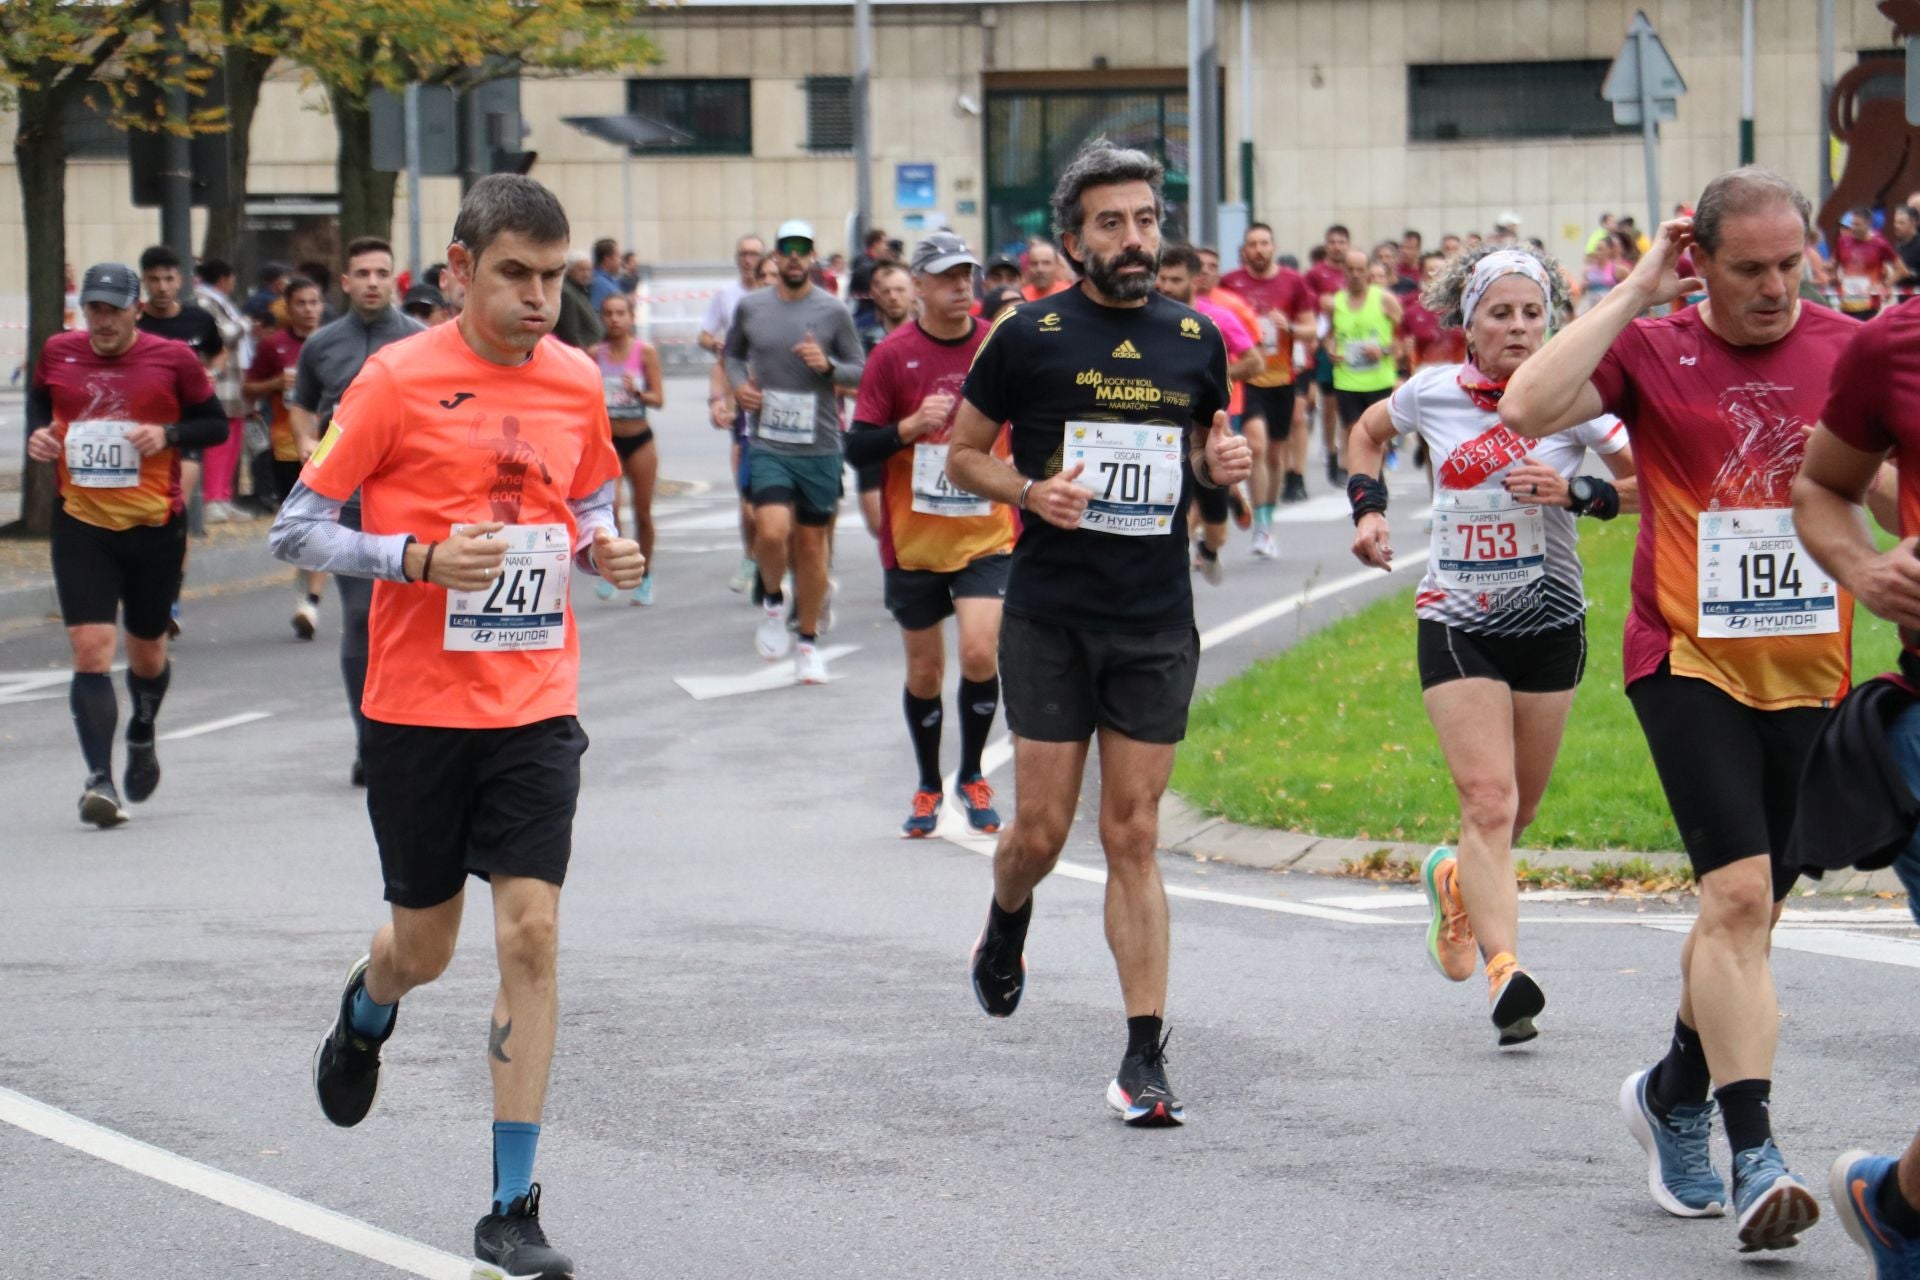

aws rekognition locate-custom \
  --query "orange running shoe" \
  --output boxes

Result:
[1420,847,1475,982]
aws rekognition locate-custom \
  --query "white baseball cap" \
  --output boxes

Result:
[775,220,815,248]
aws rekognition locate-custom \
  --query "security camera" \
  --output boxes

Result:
[955,94,982,117]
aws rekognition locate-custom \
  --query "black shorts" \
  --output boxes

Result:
[1242,384,1297,441]
[1627,662,1826,897]
[363,715,588,909]
[272,459,303,502]
[612,427,654,461]
[1417,619,1587,693]
[50,505,186,639]
[1336,386,1393,426]
[1194,482,1229,524]
[999,612,1200,744]
[856,461,885,494]
[885,553,1010,631]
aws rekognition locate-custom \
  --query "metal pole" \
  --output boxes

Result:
[1817,0,1835,204]
[622,147,635,260]
[1238,0,1254,220]
[1187,0,1218,247]
[852,0,873,262]
[1740,0,1755,165]
[404,83,423,277]
[1636,21,1660,237]
[159,0,194,302]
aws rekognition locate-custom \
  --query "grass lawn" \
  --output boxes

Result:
[1172,516,1899,853]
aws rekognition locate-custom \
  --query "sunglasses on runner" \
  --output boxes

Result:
[776,238,814,257]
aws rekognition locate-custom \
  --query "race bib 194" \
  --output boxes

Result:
[64,420,141,488]
[443,523,572,652]
[757,389,816,445]
[910,443,990,518]
[1063,421,1182,537]
[1698,508,1839,638]
[1432,490,1545,591]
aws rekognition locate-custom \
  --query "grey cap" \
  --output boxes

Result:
[911,232,980,276]
[402,283,447,313]
[79,262,141,309]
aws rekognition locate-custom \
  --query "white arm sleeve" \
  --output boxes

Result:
[268,482,414,581]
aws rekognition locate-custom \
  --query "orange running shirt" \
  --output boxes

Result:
[1201,287,1259,416]
[852,318,1015,573]
[300,324,621,730]
[37,329,215,531]
[1590,302,1859,710]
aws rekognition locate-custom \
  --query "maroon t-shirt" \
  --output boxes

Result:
[1305,262,1347,308]
[1821,304,1920,669]
[1398,296,1466,367]
[1588,301,1859,709]
[1832,233,1899,312]
[1219,267,1314,385]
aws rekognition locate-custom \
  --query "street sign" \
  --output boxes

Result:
[371,85,457,174]
[1602,12,1688,111]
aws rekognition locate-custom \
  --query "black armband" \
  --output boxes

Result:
[1569,476,1621,521]
[1346,472,1389,524]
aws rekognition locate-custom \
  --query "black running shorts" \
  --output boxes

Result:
[1242,384,1296,441]
[1627,662,1826,898]
[885,552,1010,631]
[999,612,1200,744]
[1335,386,1392,426]
[50,505,186,639]
[1416,619,1587,693]
[363,715,588,909]
[612,427,654,461]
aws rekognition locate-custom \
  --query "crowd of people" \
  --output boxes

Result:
[22,139,1920,1278]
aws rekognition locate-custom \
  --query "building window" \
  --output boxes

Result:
[804,76,853,153]
[63,91,131,159]
[625,78,751,155]
[1408,60,1633,143]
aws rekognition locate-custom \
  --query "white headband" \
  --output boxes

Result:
[1461,250,1553,328]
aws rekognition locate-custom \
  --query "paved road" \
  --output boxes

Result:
[4,381,1917,1278]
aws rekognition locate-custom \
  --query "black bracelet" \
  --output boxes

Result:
[421,541,438,585]
[1346,472,1389,525]
[398,535,418,582]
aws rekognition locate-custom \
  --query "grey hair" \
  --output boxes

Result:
[1423,241,1571,329]
[451,174,571,265]
[1050,137,1165,268]
[565,249,592,268]
[1693,166,1810,255]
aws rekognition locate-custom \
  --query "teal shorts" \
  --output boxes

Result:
[749,449,844,525]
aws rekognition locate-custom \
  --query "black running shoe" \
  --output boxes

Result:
[969,902,1028,1018]
[1282,472,1308,503]
[312,955,394,1128]
[79,772,128,829]
[1107,1031,1185,1127]
[474,1184,574,1280]
[124,734,160,804]
[1490,962,1546,1048]
[350,757,366,788]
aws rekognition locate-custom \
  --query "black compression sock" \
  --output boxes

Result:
[306,592,322,606]
[763,589,785,607]
[1647,1016,1711,1117]
[904,689,943,791]
[957,675,998,779]
[125,663,171,743]
[798,631,817,644]
[1126,1014,1165,1057]
[1197,543,1219,561]
[70,672,117,776]
[1878,1163,1920,1237]
[988,893,1031,944]
[1714,1079,1774,1156]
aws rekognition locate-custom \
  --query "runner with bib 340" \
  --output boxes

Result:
[1502,167,1889,1255]
[946,138,1248,1128]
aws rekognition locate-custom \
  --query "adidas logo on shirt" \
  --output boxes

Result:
[1111,339,1142,359]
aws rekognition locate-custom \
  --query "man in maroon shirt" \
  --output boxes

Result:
[1831,207,1900,318]
[1220,223,1318,543]
[1503,168,1868,1253]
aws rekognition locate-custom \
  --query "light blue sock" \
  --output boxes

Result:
[1256,504,1275,528]
[492,1121,541,1210]
[347,983,395,1038]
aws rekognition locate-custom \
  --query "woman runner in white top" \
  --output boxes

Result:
[1345,243,1639,1048]
[592,292,665,604]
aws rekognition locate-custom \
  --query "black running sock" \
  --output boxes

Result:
[1714,1079,1774,1156]
[1197,543,1219,561]
[1878,1163,1920,1237]
[798,631,817,644]
[1126,1014,1165,1058]
[904,689,943,791]
[957,675,998,779]
[988,893,1031,946]
[1647,1016,1712,1117]
[70,672,117,776]
[125,663,171,744]
[306,592,322,606]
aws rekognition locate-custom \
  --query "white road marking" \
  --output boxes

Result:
[0,1085,469,1279]
[158,711,274,741]
[650,509,747,533]
[1198,555,1429,650]
[1306,891,1428,910]
[0,665,125,707]
[673,645,861,700]
[1648,923,1920,968]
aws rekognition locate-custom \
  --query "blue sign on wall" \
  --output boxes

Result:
[896,163,936,210]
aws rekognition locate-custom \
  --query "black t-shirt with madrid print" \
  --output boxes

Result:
[961,285,1229,633]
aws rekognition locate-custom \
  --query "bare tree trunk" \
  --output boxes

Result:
[11,88,69,536]
[200,4,276,276]
[330,82,396,246]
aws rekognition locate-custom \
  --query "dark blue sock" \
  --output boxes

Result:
[70,673,117,776]
[492,1121,541,1210]
[347,983,395,1039]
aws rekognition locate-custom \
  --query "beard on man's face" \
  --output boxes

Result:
[1084,246,1158,301]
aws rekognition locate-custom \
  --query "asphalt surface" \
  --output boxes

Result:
[4,376,1918,1278]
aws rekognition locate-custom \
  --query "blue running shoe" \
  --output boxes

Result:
[1732,1140,1819,1252]
[957,774,1001,834]
[632,576,654,607]
[1832,1150,1920,1278]
[902,788,941,838]
[594,579,616,601]
[1619,1067,1727,1217]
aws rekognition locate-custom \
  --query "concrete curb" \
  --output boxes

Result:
[1158,793,1909,899]
[0,535,286,628]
